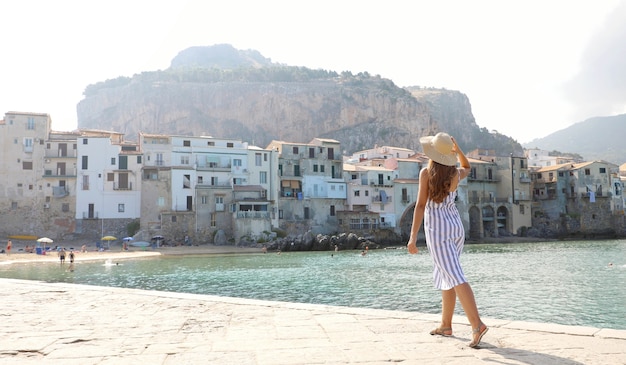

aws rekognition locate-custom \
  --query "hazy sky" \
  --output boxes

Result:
[2,0,625,144]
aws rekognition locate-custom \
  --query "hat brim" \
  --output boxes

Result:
[420,136,457,166]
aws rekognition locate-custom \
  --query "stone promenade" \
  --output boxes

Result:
[1,278,625,364]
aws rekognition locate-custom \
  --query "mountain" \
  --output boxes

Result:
[76,44,523,156]
[523,114,626,165]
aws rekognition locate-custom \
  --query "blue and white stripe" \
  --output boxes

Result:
[424,191,467,290]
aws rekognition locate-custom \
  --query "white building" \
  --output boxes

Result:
[75,131,142,238]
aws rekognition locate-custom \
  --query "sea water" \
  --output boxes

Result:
[1,239,625,330]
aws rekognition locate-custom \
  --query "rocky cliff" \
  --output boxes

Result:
[77,44,523,155]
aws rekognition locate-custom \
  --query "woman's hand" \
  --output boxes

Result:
[407,240,419,254]
[450,136,460,153]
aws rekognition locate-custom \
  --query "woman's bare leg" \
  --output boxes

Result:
[440,288,456,329]
[455,282,487,345]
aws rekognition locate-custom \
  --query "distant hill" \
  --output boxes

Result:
[77,44,523,156]
[523,114,626,165]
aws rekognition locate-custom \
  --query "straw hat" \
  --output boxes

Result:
[420,132,457,166]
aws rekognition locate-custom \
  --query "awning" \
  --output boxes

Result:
[207,156,220,163]
[282,180,291,187]
[290,181,299,188]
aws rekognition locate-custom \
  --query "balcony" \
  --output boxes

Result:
[236,211,270,219]
[372,195,392,203]
[113,182,133,191]
[52,186,69,198]
[82,212,99,219]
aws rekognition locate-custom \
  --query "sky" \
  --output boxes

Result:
[2,0,625,144]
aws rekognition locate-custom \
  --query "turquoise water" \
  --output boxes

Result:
[1,239,625,330]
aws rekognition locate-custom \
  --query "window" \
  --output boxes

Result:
[585,169,591,175]
[198,176,203,184]
[355,190,360,197]
[313,165,318,172]
[211,176,218,185]
[227,142,234,148]
[292,146,299,154]
[309,147,315,158]
[171,216,177,222]
[82,175,89,190]
[255,153,262,166]
[215,196,225,212]
[183,140,190,147]
[111,158,116,165]
[22,161,33,170]
[260,171,267,184]
[599,167,606,173]
[157,197,165,206]
[330,205,335,216]
[83,138,88,144]
[27,117,35,130]
[24,138,33,151]
[119,155,128,169]
[183,174,191,188]
[137,156,142,164]
[81,156,88,170]
[118,204,125,213]
[181,155,189,165]
[233,159,242,167]
[264,153,268,162]
[201,195,208,204]
[304,207,310,219]
[207,141,215,146]
[210,213,216,227]
[156,153,164,166]
[365,190,369,196]
[320,165,325,173]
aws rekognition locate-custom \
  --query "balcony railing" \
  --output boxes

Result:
[82,212,99,219]
[52,186,68,197]
[372,195,392,203]
[236,211,270,219]
[113,182,133,190]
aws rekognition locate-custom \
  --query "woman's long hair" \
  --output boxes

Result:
[427,160,458,203]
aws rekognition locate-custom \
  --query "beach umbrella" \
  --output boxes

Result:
[35,237,54,253]
[122,237,134,241]
[101,236,117,250]
[151,235,164,248]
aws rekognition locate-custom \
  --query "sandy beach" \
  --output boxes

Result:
[0,239,264,265]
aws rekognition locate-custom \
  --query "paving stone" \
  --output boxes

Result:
[2,278,625,365]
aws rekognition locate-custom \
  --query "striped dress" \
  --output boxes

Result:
[424,190,467,290]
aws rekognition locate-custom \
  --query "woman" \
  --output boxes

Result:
[407,132,488,348]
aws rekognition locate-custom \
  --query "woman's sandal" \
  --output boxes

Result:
[429,327,453,337]
[469,323,488,348]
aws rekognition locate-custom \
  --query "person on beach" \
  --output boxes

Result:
[407,132,488,349]
[58,248,66,264]
[69,250,75,263]
[6,240,11,255]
